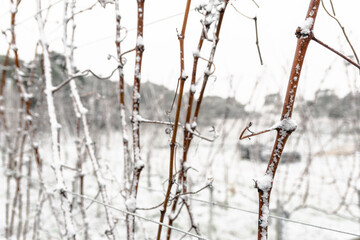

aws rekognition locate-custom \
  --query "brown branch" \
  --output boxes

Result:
[71,1,97,20]
[190,1,228,137]
[320,0,359,65]
[166,76,180,114]
[114,2,133,238]
[0,45,11,136]
[137,117,217,142]
[256,1,321,239]
[239,125,272,140]
[52,66,120,93]
[254,17,263,65]
[198,56,216,75]
[166,2,229,239]
[137,183,211,211]
[251,0,260,8]
[329,0,336,15]
[157,1,192,239]
[231,3,263,65]
[311,35,360,69]
[8,1,34,238]
[119,48,135,60]
[124,1,146,239]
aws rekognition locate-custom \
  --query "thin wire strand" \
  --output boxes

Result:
[8,164,360,237]
[138,186,360,238]
[15,0,63,26]
[65,191,208,240]
[190,198,360,238]
[77,8,195,48]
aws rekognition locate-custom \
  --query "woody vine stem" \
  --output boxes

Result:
[239,1,322,239]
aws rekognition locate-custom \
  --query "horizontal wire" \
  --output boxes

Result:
[65,190,208,240]
[139,186,360,238]
[3,155,359,238]
[190,198,360,238]
[6,156,358,238]
[3,1,359,238]
[15,0,63,26]
[77,8,195,48]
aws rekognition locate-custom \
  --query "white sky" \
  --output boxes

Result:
[1,0,359,110]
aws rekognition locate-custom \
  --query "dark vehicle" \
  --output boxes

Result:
[260,149,301,163]
[239,143,301,163]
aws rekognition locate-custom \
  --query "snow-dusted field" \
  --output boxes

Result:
[1,117,360,240]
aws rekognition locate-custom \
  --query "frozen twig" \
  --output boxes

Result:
[66,190,209,240]
[35,0,76,238]
[52,66,120,93]
[239,122,272,140]
[137,182,212,211]
[123,1,146,239]
[311,35,360,69]
[231,3,263,65]
[136,116,218,142]
[157,1,192,239]
[63,0,115,237]
[7,1,35,238]
[114,0,133,238]
[166,1,229,239]
[320,0,359,66]
[255,1,320,239]
[71,1,97,19]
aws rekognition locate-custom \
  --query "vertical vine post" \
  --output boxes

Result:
[35,0,76,238]
[125,1,145,239]
[255,1,321,240]
[166,1,229,239]
[7,0,35,238]
[63,0,117,238]
[113,0,134,238]
[156,1,192,239]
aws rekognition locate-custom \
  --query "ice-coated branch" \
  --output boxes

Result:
[191,0,228,134]
[35,0,76,238]
[0,45,11,136]
[311,35,360,69]
[63,0,115,238]
[133,116,218,142]
[231,2,263,65]
[121,1,146,239]
[32,144,63,238]
[6,1,36,238]
[239,119,297,140]
[137,182,212,211]
[52,66,120,94]
[320,0,359,66]
[113,1,133,238]
[256,1,320,240]
[156,1,192,239]
[165,1,229,239]
[239,122,272,140]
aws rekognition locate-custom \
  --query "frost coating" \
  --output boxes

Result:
[10,1,17,13]
[190,84,196,94]
[135,159,145,170]
[257,174,272,192]
[299,17,314,36]
[192,49,200,57]
[270,118,297,132]
[136,35,144,47]
[125,197,137,212]
[181,69,188,79]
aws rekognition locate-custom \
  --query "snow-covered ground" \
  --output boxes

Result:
[1,117,359,239]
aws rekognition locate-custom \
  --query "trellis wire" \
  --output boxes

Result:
[139,186,360,238]
[65,190,208,240]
